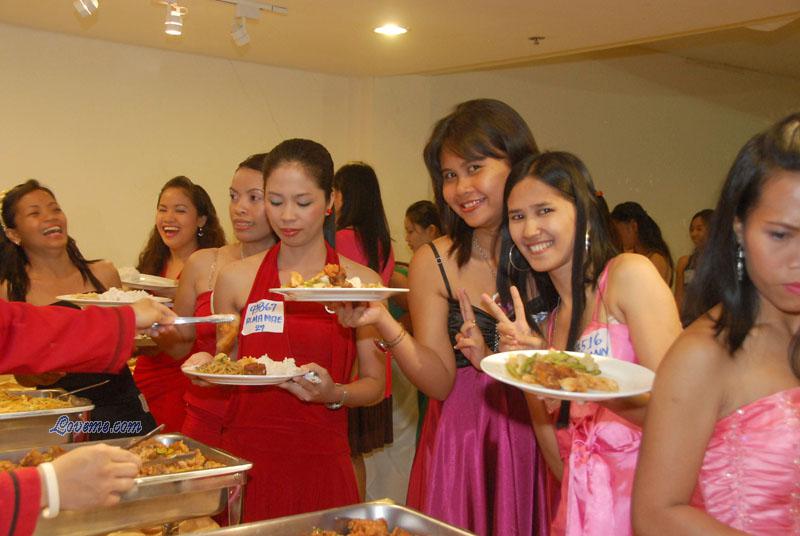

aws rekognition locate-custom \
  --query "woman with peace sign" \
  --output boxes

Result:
[458,151,681,536]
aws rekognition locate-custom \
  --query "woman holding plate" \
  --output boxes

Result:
[185,138,385,522]
[155,153,276,447]
[0,179,157,440]
[467,151,681,536]
[633,114,800,534]
[133,176,225,432]
[334,99,547,535]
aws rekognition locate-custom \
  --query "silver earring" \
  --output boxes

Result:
[736,244,745,281]
[508,244,530,272]
[197,226,205,238]
[584,229,591,255]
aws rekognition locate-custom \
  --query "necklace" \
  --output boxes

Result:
[472,236,497,279]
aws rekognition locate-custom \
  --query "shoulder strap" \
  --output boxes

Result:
[428,242,454,300]
[591,260,614,323]
[207,248,221,291]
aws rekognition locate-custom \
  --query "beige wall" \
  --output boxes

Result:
[1,23,798,269]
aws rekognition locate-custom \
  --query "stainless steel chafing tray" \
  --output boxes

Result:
[202,499,476,536]
[0,433,252,536]
[0,389,94,449]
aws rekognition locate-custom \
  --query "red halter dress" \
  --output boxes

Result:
[220,241,359,522]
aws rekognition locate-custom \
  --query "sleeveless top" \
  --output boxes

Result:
[429,243,498,368]
[220,241,359,521]
[552,259,641,536]
[690,387,800,534]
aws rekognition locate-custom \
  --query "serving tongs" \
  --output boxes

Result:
[123,423,165,450]
[141,451,197,469]
[56,379,110,399]
[151,314,236,329]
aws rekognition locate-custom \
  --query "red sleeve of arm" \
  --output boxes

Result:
[0,301,136,375]
[0,467,41,536]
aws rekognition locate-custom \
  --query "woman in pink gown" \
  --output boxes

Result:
[462,151,681,535]
[633,113,800,535]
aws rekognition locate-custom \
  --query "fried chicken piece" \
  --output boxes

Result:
[389,528,418,536]
[0,460,18,472]
[324,264,349,287]
[216,315,240,354]
[529,361,576,390]
[348,518,389,536]
[289,271,305,288]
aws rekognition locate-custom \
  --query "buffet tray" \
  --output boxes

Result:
[0,433,252,535]
[0,389,94,449]
[202,499,476,536]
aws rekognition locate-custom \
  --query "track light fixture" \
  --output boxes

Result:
[231,17,250,47]
[163,2,187,36]
[73,0,99,18]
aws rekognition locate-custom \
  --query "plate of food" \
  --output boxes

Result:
[480,349,655,401]
[270,264,408,302]
[57,287,172,307]
[119,267,178,291]
[182,353,306,385]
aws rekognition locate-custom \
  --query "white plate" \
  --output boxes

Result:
[269,287,409,302]
[181,365,304,386]
[480,350,655,402]
[121,274,178,291]
[56,294,173,307]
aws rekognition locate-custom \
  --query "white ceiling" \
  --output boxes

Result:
[0,0,798,78]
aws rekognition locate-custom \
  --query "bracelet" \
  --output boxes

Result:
[373,327,406,352]
[39,462,60,519]
[325,384,348,410]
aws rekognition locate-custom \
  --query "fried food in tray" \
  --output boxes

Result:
[288,264,380,289]
[308,519,420,536]
[0,441,224,477]
[505,351,619,393]
[0,390,72,413]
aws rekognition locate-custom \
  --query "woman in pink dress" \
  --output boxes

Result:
[633,113,800,535]
[465,151,681,535]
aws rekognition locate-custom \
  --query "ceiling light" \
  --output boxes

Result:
[374,23,407,36]
[73,0,99,17]
[164,3,186,36]
[231,17,250,46]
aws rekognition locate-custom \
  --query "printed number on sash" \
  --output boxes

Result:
[576,328,610,356]
[241,299,284,335]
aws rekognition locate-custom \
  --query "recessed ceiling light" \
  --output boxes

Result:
[374,23,407,36]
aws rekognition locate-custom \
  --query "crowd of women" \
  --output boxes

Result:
[0,98,797,536]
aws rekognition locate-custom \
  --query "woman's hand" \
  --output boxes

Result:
[131,299,176,334]
[278,363,341,404]
[453,289,490,369]
[482,286,545,351]
[333,301,389,329]
[181,352,214,387]
[14,372,65,387]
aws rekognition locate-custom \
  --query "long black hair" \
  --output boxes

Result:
[0,179,106,302]
[261,138,336,245]
[499,152,619,350]
[610,201,674,285]
[333,162,392,273]
[423,99,539,267]
[685,112,800,378]
[405,200,442,235]
[136,176,225,276]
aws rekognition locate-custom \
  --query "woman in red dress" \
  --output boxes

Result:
[156,154,276,447]
[187,139,386,522]
[133,176,225,431]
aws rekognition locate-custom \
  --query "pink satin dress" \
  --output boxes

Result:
[690,387,800,534]
[552,261,642,536]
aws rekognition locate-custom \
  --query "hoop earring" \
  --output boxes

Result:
[736,244,745,281]
[584,229,591,256]
[197,226,205,238]
[508,244,530,272]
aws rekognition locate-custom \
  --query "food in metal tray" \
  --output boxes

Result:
[0,440,225,477]
[505,351,619,393]
[0,390,73,413]
[308,518,421,535]
[288,264,380,289]
[196,353,302,376]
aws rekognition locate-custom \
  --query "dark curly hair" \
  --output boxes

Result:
[136,176,225,276]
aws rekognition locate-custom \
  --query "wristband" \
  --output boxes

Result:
[325,384,348,410]
[39,462,60,519]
